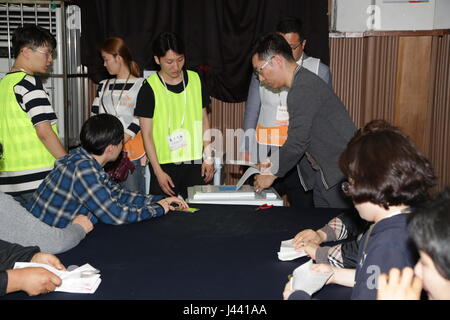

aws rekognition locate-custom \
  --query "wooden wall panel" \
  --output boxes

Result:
[328,32,449,192]
[394,36,433,152]
[210,98,246,185]
[428,35,450,192]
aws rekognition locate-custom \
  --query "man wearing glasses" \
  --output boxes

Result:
[0,25,66,207]
[241,17,332,210]
[251,32,355,209]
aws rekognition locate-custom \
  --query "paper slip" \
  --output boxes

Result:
[235,167,261,191]
[291,259,333,296]
[277,239,307,261]
[14,262,101,294]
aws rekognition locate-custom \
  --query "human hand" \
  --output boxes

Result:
[253,174,276,193]
[157,196,189,213]
[299,242,320,260]
[31,252,66,271]
[6,267,62,296]
[293,229,326,249]
[256,159,272,174]
[377,267,422,300]
[201,161,215,183]
[310,263,335,285]
[156,170,176,196]
[72,215,94,233]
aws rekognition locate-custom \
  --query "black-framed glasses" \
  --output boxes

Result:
[253,56,274,77]
[290,42,302,51]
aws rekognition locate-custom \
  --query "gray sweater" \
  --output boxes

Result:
[271,67,356,189]
[0,192,86,254]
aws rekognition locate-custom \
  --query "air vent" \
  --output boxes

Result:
[0,3,58,58]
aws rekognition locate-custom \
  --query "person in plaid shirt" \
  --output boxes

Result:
[26,114,188,228]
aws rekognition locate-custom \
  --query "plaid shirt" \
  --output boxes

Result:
[27,147,164,227]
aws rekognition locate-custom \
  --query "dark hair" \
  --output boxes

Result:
[152,32,185,58]
[251,32,295,63]
[100,37,141,77]
[0,143,3,159]
[339,120,436,209]
[276,16,304,41]
[80,114,123,155]
[408,188,450,280]
[12,24,56,58]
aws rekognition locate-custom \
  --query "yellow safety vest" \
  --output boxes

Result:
[148,70,203,164]
[0,72,57,172]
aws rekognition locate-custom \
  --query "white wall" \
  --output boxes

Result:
[434,0,450,29]
[334,0,449,32]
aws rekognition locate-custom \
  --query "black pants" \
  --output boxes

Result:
[149,162,205,199]
[273,166,314,209]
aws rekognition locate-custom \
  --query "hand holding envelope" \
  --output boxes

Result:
[14,262,101,294]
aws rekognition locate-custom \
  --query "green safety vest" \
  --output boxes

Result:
[0,72,57,172]
[148,70,203,164]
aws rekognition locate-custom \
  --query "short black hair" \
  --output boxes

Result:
[251,32,295,63]
[12,24,56,58]
[80,114,123,156]
[152,32,185,58]
[339,120,436,209]
[408,188,450,280]
[276,16,305,41]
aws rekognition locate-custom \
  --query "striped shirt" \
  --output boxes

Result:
[91,77,144,137]
[0,73,57,195]
[26,147,165,227]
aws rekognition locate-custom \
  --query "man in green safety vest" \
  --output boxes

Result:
[0,25,67,207]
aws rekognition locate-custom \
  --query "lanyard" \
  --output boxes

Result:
[100,74,130,116]
[160,71,187,134]
[279,57,304,105]
[110,73,130,114]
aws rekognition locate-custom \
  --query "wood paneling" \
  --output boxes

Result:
[328,33,450,192]
[394,36,433,152]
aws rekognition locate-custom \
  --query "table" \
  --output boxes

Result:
[4,204,352,300]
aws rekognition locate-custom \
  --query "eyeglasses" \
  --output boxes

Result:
[341,181,350,194]
[290,42,303,51]
[253,56,274,77]
[32,47,54,58]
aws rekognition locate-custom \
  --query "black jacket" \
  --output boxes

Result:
[0,239,39,296]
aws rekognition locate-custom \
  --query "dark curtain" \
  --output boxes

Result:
[73,0,329,102]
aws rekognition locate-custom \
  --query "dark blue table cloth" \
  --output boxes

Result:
[4,204,352,300]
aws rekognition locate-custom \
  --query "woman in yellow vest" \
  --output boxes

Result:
[135,32,214,199]
[91,37,147,193]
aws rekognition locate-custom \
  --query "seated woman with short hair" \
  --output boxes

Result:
[283,120,436,300]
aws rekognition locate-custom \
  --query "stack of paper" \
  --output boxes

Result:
[193,184,255,200]
[14,262,101,294]
[291,259,333,296]
[278,238,307,261]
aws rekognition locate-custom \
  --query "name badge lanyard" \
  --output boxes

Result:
[160,72,187,135]
[278,56,304,106]
[101,73,130,116]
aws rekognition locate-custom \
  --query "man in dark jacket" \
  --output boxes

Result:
[0,239,64,296]
[251,32,356,208]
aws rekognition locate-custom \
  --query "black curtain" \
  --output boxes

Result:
[73,0,329,103]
